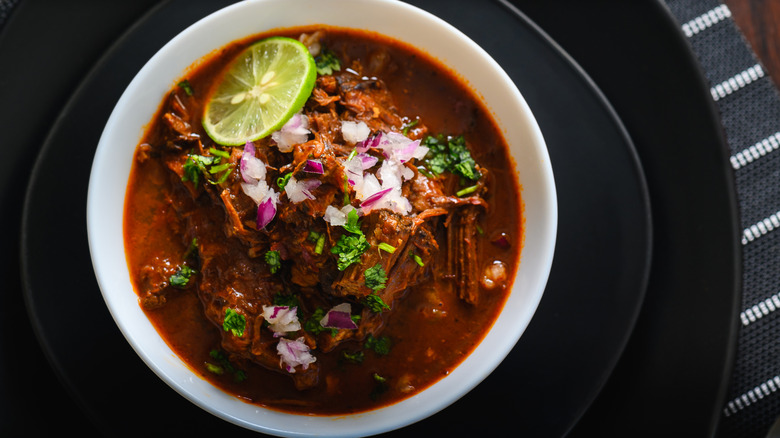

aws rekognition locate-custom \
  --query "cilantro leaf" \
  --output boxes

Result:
[364,264,387,291]
[331,233,369,271]
[364,334,392,355]
[177,79,194,96]
[342,350,365,364]
[169,264,196,288]
[343,209,362,235]
[421,134,480,181]
[265,250,282,274]
[223,308,246,337]
[208,349,247,382]
[304,307,337,337]
[315,49,341,75]
[363,293,390,313]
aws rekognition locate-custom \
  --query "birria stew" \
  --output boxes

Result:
[123,26,522,415]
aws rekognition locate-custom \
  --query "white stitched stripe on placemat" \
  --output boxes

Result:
[724,376,780,416]
[711,64,765,101]
[740,293,780,326]
[731,132,780,170]
[681,4,731,37]
[742,211,780,245]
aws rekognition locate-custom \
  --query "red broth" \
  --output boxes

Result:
[124,26,522,414]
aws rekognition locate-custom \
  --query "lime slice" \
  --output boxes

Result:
[202,36,316,146]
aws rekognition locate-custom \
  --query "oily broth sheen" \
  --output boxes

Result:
[123,26,522,415]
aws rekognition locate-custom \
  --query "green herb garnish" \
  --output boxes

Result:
[265,250,282,274]
[331,233,369,271]
[178,79,194,96]
[410,251,424,267]
[363,293,390,313]
[223,308,246,337]
[208,349,247,382]
[169,264,196,288]
[277,172,293,189]
[365,334,392,355]
[377,242,396,254]
[314,49,341,75]
[181,150,232,186]
[343,209,362,235]
[364,264,387,291]
[342,350,365,364]
[421,134,479,181]
[455,184,479,197]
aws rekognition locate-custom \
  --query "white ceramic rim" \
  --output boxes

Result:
[86,0,557,436]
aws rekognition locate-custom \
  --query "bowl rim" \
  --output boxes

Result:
[86,0,557,436]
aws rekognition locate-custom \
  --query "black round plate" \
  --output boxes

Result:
[11,0,736,436]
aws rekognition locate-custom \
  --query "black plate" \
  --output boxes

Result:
[16,0,650,435]
[4,0,737,437]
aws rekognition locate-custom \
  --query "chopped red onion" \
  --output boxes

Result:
[284,176,318,203]
[256,197,277,229]
[262,305,301,336]
[323,204,356,226]
[360,187,392,208]
[304,159,324,174]
[491,233,511,249]
[240,141,266,184]
[271,112,310,153]
[358,153,379,169]
[320,303,358,330]
[277,337,316,373]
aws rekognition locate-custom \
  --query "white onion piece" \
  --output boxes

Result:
[284,176,319,203]
[341,120,370,145]
[277,337,316,373]
[324,204,357,226]
[271,112,310,153]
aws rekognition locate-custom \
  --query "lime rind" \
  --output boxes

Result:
[203,36,316,146]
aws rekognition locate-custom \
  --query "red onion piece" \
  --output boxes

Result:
[491,233,511,249]
[277,337,316,373]
[360,187,392,208]
[304,159,324,174]
[240,141,262,183]
[320,303,358,330]
[358,153,379,169]
[256,197,277,229]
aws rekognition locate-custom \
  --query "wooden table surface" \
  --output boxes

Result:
[724,0,780,86]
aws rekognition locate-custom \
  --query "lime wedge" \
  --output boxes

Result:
[202,36,317,146]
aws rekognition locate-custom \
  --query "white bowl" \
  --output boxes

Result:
[87,0,557,436]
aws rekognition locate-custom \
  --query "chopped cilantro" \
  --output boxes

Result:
[177,79,194,96]
[169,264,196,288]
[308,231,322,242]
[208,349,247,382]
[343,209,362,235]
[181,152,231,186]
[421,134,480,181]
[364,264,387,291]
[342,350,365,364]
[277,172,292,189]
[410,251,424,267]
[370,373,388,400]
[205,363,223,375]
[331,233,369,271]
[314,49,341,75]
[456,184,479,197]
[377,242,396,253]
[265,250,282,274]
[314,233,326,255]
[304,308,337,337]
[363,293,390,313]
[364,334,392,355]
[223,308,246,337]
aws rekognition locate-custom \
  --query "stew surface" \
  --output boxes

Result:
[124,26,522,414]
